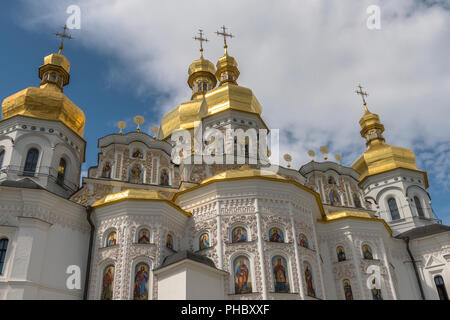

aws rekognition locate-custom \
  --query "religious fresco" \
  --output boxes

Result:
[269,227,284,243]
[232,227,247,243]
[272,256,289,293]
[133,263,150,300]
[234,256,252,294]
[160,169,169,186]
[101,162,111,178]
[353,193,362,208]
[329,190,341,206]
[299,234,309,248]
[304,262,316,297]
[101,265,115,300]
[362,244,374,260]
[199,233,210,250]
[106,231,117,247]
[166,234,174,250]
[132,148,143,159]
[370,278,383,300]
[129,164,143,184]
[337,246,346,262]
[138,229,150,244]
[343,279,353,300]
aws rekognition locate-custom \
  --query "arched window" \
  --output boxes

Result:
[232,227,248,243]
[273,256,290,293]
[106,231,117,247]
[362,244,374,260]
[23,148,39,176]
[0,238,9,275]
[388,198,400,221]
[269,227,284,243]
[299,234,309,249]
[56,158,67,186]
[434,276,449,300]
[137,229,150,244]
[343,279,353,300]
[134,262,150,300]
[328,176,336,184]
[101,265,115,300]
[199,233,210,250]
[304,262,316,297]
[234,256,252,294]
[166,234,174,250]
[329,190,341,206]
[0,150,5,169]
[337,246,346,262]
[414,196,425,218]
[353,193,362,208]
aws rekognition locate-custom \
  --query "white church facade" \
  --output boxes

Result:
[0,35,449,300]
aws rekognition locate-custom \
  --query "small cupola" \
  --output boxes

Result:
[187,30,217,100]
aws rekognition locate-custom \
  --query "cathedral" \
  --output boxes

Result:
[0,29,449,301]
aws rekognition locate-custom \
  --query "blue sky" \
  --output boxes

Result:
[0,1,449,224]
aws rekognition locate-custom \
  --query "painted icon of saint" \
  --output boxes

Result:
[273,257,289,293]
[101,265,115,300]
[362,245,373,260]
[132,149,143,159]
[329,190,341,206]
[160,169,169,186]
[199,233,209,250]
[235,257,251,294]
[130,165,142,184]
[299,234,309,248]
[106,232,117,247]
[304,262,316,297]
[102,162,111,178]
[138,229,150,244]
[166,234,173,250]
[269,228,283,243]
[232,227,247,243]
[134,263,149,300]
[337,246,346,262]
[343,280,353,300]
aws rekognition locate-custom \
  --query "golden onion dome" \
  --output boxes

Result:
[187,56,217,93]
[351,105,427,186]
[215,48,240,86]
[1,52,85,137]
[201,165,285,184]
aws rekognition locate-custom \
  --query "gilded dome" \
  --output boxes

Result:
[187,56,217,89]
[201,165,285,184]
[215,50,240,86]
[351,105,427,186]
[159,83,263,139]
[92,189,169,207]
[1,53,85,137]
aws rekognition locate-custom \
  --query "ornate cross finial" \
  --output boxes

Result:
[216,25,233,50]
[193,29,208,57]
[355,84,369,107]
[55,25,73,54]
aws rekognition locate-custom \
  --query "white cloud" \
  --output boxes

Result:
[17,0,450,186]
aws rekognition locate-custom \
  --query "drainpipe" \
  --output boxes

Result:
[403,237,425,300]
[83,205,95,300]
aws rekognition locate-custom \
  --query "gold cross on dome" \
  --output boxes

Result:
[355,84,369,106]
[55,25,73,54]
[193,29,208,55]
[216,25,233,48]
